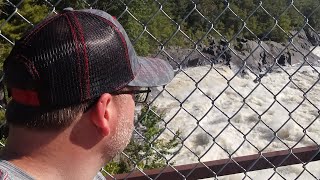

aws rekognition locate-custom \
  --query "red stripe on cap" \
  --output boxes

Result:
[72,12,90,99]
[64,14,83,100]
[11,88,40,106]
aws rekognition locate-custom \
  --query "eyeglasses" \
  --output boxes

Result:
[84,87,151,112]
[111,88,151,103]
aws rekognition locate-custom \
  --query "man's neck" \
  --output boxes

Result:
[1,127,106,180]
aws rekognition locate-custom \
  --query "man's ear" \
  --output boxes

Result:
[90,93,113,137]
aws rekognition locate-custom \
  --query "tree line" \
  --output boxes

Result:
[1,0,319,63]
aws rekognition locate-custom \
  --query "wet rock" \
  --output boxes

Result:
[157,29,319,74]
[305,27,320,46]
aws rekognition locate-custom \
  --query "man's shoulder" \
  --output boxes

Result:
[0,160,34,180]
[94,171,106,180]
[0,160,106,180]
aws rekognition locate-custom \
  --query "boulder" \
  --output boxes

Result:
[158,47,214,70]
[305,27,320,46]
[156,29,320,74]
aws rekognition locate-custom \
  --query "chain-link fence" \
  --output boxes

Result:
[1,0,320,179]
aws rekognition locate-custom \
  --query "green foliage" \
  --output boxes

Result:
[0,110,5,124]
[110,0,178,55]
[0,137,6,149]
[103,106,180,175]
[1,0,319,64]
[0,43,11,69]
[0,110,7,150]
[1,0,49,40]
[0,0,49,67]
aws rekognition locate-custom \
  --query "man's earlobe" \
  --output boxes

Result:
[90,93,113,137]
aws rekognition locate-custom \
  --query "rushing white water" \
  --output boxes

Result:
[151,47,320,179]
[311,46,320,59]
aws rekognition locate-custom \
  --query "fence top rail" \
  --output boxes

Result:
[113,146,320,180]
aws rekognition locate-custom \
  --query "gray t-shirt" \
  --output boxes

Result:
[0,160,105,180]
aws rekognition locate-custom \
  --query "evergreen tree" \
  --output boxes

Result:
[0,0,49,67]
[1,0,320,66]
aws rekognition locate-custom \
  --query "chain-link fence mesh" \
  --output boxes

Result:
[1,0,320,179]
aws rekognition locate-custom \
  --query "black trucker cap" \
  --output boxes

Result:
[3,8,174,109]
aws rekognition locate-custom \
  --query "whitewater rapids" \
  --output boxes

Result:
[150,47,320,179]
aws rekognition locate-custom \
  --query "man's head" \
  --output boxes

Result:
[3,9,173,159]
